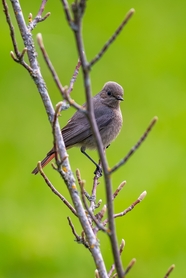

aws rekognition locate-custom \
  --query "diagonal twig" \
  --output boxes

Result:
[124,258,136,275]
[37,33,84,112]
[102,191,147,227]
[37,162,77,216]
[110,116,158,174]
[164,264,175,278]
[108,239,125,277]
[2,0,33,72]
[112,181,126,200]
[28,0,50,31]
[89,8,135,69]
[78,171,107,233]
[67,216,89,249]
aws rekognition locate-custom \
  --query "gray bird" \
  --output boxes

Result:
[32,81,124,174]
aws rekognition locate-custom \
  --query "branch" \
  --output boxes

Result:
[89,8,135,69]
[2,0,33,72]
[102,191,147,227]
[65,2,126,276]
[112,181,126,200]
[78,171,107,233]
[28,0,51,31]
[37,162,77,217]
[164,264,175,278]
[4,1,107,276]
[37,33,84,112]
[110,116,158,174]
[108,239,125,277]
[67,216,90,249]
[124,258,136,276]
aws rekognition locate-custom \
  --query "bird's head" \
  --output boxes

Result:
[100,81,124,108]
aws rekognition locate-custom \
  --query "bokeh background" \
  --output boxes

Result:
[0,0,186,277]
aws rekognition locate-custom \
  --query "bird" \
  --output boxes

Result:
[32,81,124,174]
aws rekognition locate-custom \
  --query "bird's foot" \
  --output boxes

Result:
[94,165,102,177]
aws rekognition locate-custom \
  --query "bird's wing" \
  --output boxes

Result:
[62,105,113,147]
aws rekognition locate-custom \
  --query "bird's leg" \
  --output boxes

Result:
[80,146,102,176]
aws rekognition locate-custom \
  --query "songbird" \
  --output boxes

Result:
[32,81,124,174]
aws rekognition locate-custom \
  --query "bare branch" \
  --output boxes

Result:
[79,174,107,233]
[37,33,65,95]
[3,0,19,57]
[108,239,125,277]
[3,0,33,72]
[103,191,147,227]
[37,162,77,216]
[69,3,125,275]
[67,59,81,95]
[67,216,81,241]
[95,269,100,278]
[124,258,136,276]
[112,181,126,200]
[60,0,75,29]
[52,101,66,167]
[37,33,84,112]
[89,8,135,69]
[90,160,102,211]
[4,2,108,275]
[110,116,158,174]
[29,0,51,31]
[164,264,175,278]
[67,216,90,249]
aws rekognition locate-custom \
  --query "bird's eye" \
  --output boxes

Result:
[107,91,112,96]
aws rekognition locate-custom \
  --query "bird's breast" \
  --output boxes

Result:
[100,108,123,148]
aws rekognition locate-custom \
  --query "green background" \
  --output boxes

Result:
[0,0,186,277]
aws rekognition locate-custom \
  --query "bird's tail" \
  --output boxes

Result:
[32,151,55,175]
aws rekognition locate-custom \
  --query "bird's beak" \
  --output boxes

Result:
[116,95,124,101]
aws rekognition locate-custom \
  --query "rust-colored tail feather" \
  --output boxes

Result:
[32,152,55,175]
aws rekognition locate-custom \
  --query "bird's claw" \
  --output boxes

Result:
[94,165,102,177]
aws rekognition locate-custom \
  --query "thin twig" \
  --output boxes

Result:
[3,0,19,57]
[94,181,126,234]
[37,162,77,216]
[2,0,32,72]
[76,168,90,201]
[67,216,81,241]
[67,216,89,249]
[112,181,126,200]
[108,239,125,277]
[37,33,65,95]
[37,33,84,112]
[37,0,48,17]
[89,8,135,69]
[102,191,147,227]
[79,176,107,233]
[67,59,81,94]
[90,159,102,211]
[124,258,136,275]
[60,0,77,30]
[53,102,63,166]
[96,205,107,222]
[95,269,100,278]
[110,116,158,174]
[29,0,50,31]
[164,264,175,278]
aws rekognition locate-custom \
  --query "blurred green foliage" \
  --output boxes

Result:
[0,0,186,277]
